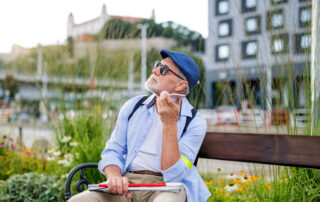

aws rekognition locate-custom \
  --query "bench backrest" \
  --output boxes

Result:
[65,132,320,199]
[198,132,320,169]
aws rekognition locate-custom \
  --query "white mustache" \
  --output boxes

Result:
[151,75,160,83]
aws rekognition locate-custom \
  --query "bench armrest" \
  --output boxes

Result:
[65,163,98,200]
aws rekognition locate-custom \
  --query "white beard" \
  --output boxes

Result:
[145,75,160,95]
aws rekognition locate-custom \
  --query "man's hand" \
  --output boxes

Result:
[104,165,132,198]
[156,91,182,125]
[157,91,182,170]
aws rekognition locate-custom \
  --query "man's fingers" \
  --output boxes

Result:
[107,179,114,193]
[160,91,169,100]
[122,177,129,193]
[125,192,132,199]
[116,177,123,195]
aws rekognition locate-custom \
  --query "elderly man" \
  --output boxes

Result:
[69,50,211,202]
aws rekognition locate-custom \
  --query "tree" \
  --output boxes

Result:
[0,59,5,70]
[98,19,205,52]
[67,37,74,57]
[2,73,20,99]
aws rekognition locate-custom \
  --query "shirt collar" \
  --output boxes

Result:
[142,94,193,117]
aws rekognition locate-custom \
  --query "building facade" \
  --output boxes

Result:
[205,0,312,109]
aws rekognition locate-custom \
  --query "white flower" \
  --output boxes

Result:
[46,156,56,161]
[75,152,80,158]
[53,149,61,156]
[61,136,72,143]
[227,173,236,179]
[61,174,69,179]
[64,153,73,161]
[58,159,71,167]
[57,159,65,164]
[224,183,238,192]
[70,141,78,146]
[48,148,55,154]
[241,175,249,183]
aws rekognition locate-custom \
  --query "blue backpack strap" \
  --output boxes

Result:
[128,96,149,121]
[182,108,197,134]
[181,108,199,166]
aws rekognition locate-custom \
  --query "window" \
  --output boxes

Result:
[216,0,229,16]
[294,33,311,54]
[299,6,312,28]
[270,0,287,5]
[218,19,232,37]
[271,33,289,54]
[242,40,258,59]
[215,44,230,61]
[245,16,261,35]
[267,9,284,30]
[242,0,257,13]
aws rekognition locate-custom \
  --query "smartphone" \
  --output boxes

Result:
[170,93,186,101]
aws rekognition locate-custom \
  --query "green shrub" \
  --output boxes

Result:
[47,106,113,183]
[0,173,64,202]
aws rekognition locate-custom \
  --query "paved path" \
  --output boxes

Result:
[0,123,55,148]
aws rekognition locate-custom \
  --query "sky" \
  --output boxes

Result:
[0,0,208,53]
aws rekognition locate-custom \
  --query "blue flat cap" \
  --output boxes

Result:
[160,49,200,89]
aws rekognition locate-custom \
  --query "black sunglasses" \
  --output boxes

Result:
[153,61,185,80]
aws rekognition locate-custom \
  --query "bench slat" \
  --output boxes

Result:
[198,132,320,169]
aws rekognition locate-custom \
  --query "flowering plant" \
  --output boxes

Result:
[0,134,43,180]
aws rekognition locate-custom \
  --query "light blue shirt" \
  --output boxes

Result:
[98,94,211,202]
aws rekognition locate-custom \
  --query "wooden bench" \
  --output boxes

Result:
[65,132,320,200]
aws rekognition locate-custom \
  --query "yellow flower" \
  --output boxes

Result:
[233,178,242,183]
[238,171,247,175]
[249,175,258,181]
[241,184,249,189]
[205,180,213,185]
[264,183,271,190]
[215,189,227,195]
[218,180,224,184]
[237,187,243,192]
[24,147,33,153]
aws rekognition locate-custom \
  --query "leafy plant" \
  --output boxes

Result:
[0,173,64,202]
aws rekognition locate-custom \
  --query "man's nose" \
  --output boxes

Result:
[152,66,160,75]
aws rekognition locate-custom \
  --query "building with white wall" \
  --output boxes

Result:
[67,4,155,39]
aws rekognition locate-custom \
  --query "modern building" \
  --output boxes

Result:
[205,0,312,109]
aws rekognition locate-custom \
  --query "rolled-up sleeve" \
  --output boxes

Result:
[162,114,207,182]
[98,96,141,174]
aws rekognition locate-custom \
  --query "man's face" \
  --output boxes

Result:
[145,57,184,95]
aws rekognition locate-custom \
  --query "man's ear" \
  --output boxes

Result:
[175,80,188,92]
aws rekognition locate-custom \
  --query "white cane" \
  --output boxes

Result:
[88,183,182,192]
